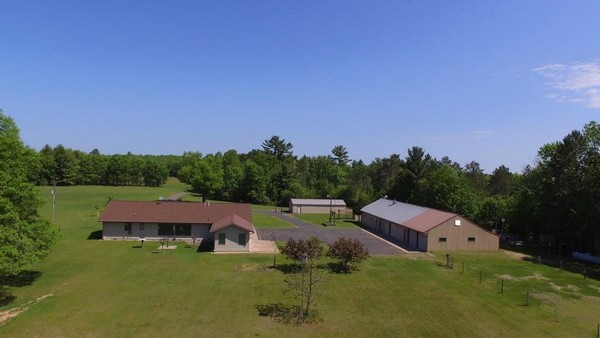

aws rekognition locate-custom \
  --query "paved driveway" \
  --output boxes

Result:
[255,211,405,255]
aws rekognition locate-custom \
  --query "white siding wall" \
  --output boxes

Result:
[213,226,250,252]
[102,222,210,241]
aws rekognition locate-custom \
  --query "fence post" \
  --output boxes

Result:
[501,279,504,294]
[526,291,530,306]
[479,270,483,283]
[559,259,563,271]
[461,262,465,274]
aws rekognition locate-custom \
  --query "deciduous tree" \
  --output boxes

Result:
[0,111,59,275]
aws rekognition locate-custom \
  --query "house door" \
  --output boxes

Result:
[388,223,391,236]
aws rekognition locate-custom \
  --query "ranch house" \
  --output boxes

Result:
[361,198,499,252]
[99,200,254,252]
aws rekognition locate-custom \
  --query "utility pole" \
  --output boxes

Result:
[51,181,56,222]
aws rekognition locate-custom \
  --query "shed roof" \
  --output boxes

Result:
[210,214,254,233]
[361,198,457,233]
[290,199,346,207]
[99,200,252,225]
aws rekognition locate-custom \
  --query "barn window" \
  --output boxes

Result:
[468,237,476,242]
[454,220,461,226]
[139,223,144,231]
[218,233,226,245]
[438,237,447,242]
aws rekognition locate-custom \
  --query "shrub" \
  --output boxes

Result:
[327,237,369,272]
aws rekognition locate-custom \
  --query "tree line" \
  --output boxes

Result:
[34,145,177,187]
[30,125,600,255]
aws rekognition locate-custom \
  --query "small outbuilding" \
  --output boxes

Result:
[288,198,347,214]
[210,214,254,252]
[361,198,498,252]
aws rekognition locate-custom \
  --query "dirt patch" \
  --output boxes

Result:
[522,272,548,280]
[502,250,533,260]
[494,273,547,281]
[531,292,561,305]
[234,264,275,272]
[0,293,53,326]
[496,274,517,281]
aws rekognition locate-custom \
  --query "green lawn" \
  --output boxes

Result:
[291,213,360,229]
[252,213,295,229]
[2,181,600,337]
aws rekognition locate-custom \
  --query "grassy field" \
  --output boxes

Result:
[291,213,360,229]
[252,213,295,229]
[1,180,600,337]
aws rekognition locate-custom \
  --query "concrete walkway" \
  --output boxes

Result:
[249,231,278,253]
[255,211,408,255]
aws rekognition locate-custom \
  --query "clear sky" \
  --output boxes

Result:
[2,1,599,173]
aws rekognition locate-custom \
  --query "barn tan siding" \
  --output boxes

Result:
[426,216,499,252]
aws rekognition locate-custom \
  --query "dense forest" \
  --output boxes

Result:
[30,124,600,255]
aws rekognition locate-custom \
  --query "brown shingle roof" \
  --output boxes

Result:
[99,200,252,225]
[209,214,254,233]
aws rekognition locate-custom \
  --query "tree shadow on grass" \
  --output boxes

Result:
[326,262,358,274]
[0,270,43,306]
[0,288,16,306]
[520,254,600,282]
[0,271,42,287]
[273,263,302,274]
[274,263,335,274]
[255,303,316,325]
[87,230,103,240]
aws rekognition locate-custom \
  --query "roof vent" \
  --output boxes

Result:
[384,195,388,200]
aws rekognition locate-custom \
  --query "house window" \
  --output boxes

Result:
[218,233,226,245]
[158,224,174,236]
[438,237,447,242]
[238,233,246,246]
[468,237,476,242]
[139,223,144,231]
[124,223,132,233]
[175,224,191,236]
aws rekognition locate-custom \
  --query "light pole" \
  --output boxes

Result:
[51,181,56,223]
[327,194,333,224]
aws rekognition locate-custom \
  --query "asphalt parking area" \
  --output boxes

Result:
[255,211,406,255]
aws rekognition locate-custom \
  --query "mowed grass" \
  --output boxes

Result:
[252,213,295,229]
[291,213,360,229]
[1,180,600,337]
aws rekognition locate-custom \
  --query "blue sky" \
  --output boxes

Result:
[1,1,599,173]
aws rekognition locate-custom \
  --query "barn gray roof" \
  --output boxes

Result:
[290,199,346,207]
[361,198,457,233]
